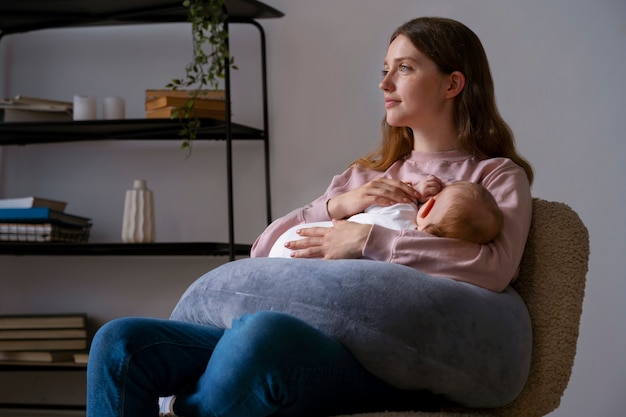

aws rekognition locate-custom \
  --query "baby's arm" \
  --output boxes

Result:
[412,175,443,203]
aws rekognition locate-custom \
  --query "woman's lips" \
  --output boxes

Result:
[385,98,400,108]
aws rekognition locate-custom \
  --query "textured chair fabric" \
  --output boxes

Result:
[333,198,590,417]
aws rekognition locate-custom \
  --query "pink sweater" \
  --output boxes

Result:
[251,150,532,292]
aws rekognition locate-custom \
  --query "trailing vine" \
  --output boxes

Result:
[166,0,236,152]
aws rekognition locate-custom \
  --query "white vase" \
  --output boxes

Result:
[122,179,155,243]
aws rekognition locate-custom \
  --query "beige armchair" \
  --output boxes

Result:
[336,198,590,417]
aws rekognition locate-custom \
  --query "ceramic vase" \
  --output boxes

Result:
[122,179,155,243]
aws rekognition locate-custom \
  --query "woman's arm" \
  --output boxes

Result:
[252,158,532,292]
[250,171,352,257]
[363,161,532,291]
[251,166,416,257]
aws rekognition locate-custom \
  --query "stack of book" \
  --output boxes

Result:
[0,95,73,122]
[0,313,89,364]
[0,196,92,243]
[145,89,227,120]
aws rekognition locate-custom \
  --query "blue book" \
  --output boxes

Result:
[0,207,91,227]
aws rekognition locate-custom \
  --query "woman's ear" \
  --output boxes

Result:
[445,71,466,99]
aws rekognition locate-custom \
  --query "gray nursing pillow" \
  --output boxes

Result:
[170,257,531,408]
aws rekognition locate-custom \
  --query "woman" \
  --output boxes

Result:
[87,17,533,417]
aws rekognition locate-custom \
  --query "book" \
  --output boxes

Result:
[145,95,226,112]
[145,89,225,101]
[0,222,91,243]
[0,350,77,363]
[12,95,73,110]
[146,106,226,121]
[0,314,87,330]
[73,352,89,364]
[0,338,87,351]
[0,196,67,212]
[1,106,73,122]
[0,328,87,340]
[0,207,91,227]
[1,95,73,122]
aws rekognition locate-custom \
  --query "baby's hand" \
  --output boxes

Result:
[413,175,443,203]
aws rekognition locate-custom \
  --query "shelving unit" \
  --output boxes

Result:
[0,361,87,411]
[0,0,283,411]
[0,0,283,260]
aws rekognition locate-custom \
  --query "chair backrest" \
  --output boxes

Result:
[486,198,589,417]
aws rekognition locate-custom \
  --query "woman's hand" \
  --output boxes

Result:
[326,177,420,220]
[284,221,372,259]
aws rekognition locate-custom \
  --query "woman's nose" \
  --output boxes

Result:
[379,73,394,91]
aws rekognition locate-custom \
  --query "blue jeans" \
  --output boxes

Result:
[87,311,438,417]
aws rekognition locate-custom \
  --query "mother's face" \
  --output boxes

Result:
[379,35,451,132]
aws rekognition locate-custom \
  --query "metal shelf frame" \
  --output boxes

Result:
[0,0,282,259]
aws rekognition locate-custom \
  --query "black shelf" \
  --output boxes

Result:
[0,362,87,411]
[0,0,279,412]
[0,118,264,257]
[0,361,86,371]
[0,404,85,411]
[0,0,284,36]
[0,242,252,256]
[0,0,279,258]
[0,118,264,145]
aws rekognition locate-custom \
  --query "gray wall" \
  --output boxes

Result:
[1,0,624,415]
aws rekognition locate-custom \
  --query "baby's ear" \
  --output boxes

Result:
[419,197,436,218]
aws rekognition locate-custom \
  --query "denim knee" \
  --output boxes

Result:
[91,317,174,367]
[228,311,322,360]
[91,317,133,359]
[93,317,144,348]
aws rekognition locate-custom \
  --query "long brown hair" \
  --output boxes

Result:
[355,17,533,185]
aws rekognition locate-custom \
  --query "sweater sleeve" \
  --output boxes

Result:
[362,159,532,292]
[250,168,368,257]
[252,158,532,292]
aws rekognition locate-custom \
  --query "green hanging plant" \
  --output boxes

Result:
[166,0,237,152]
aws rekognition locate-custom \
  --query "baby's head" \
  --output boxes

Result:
[416,181,503,244]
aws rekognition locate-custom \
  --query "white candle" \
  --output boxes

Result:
[103,97,126,120]
[73,95,97,120]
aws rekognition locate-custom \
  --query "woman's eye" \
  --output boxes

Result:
[399,64,411,72]
[381,69,389,77]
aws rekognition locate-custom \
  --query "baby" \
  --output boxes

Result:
[269,176,503,258]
